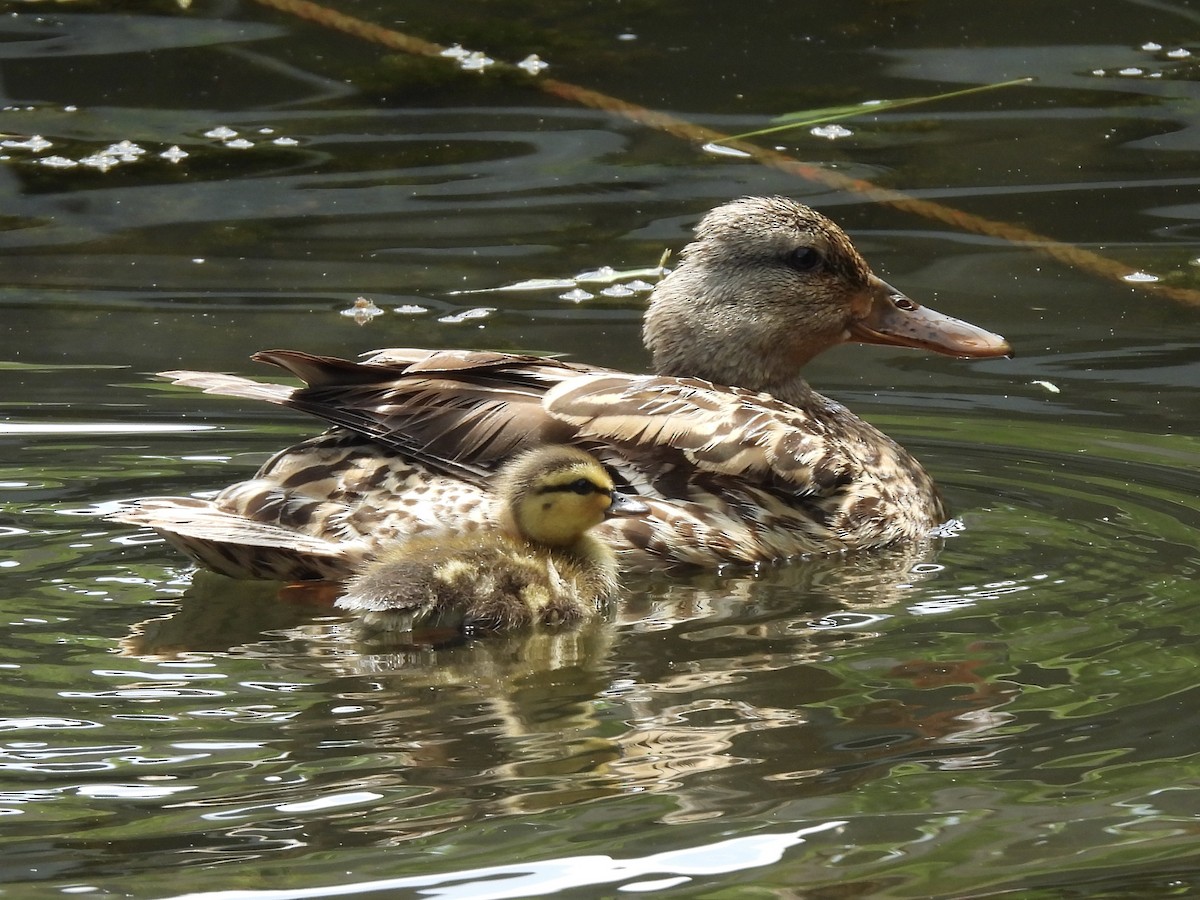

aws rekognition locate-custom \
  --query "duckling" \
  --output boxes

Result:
[337,445,649,634]
[112,196,1009,578]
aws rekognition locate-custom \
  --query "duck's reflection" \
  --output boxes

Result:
[119,546,1020,834]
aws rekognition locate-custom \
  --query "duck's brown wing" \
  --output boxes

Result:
[162,349,603,484]
[544,373,838,496]
[247,356,839,504]
[162,351,842,499]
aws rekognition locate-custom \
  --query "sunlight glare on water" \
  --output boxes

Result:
[164,822,847,899]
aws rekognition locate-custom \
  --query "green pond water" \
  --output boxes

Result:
[3,1,1200,897]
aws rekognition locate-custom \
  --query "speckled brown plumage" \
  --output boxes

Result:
[111,197,1009,578]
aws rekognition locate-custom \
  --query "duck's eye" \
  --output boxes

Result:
[786,247,823,272]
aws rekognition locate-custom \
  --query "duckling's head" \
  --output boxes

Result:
[494,446,647,548]
[644,196,1009,401]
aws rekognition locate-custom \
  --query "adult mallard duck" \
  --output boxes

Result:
[338,445,648,634]
[112,196,1009,578]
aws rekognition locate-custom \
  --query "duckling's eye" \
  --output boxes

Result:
[786,247,823,273]
[567,478,599,495]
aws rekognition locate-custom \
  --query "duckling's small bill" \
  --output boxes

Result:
[607,493,650,518]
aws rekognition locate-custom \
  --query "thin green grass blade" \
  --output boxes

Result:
[716,77,1033,144]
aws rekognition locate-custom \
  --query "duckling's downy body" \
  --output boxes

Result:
[338,446,647,634]
[112,197,1009,578]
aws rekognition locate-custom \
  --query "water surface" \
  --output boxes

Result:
[3,2,1200,897]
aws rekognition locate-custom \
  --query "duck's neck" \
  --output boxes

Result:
[662,360,820,412]
[645,307,824,410]
[759,374,819,409]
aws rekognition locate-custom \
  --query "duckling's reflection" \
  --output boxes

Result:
[120,544,1020,831]
[120,541,937,657]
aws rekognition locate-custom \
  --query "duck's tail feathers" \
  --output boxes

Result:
[158,371,296,406]
[109,498,357,581]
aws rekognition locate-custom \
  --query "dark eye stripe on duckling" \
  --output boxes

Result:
[537,478,611,497]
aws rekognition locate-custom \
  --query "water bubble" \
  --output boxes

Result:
[1167,48,1192,58]
[517,54,549,75]
[559,288,594,303]
[439,44,469,59]
[204,126,238,141]
[160,145,189,163]
[811,124,853,140]
[103,140,146,162]
[224,138,254,149]
[437,307,494,324]
[392,304,428,315]
[79,153,120,172]
[272,137,299,147]
[460,51,495,72]
[1141,41,1163,51]
[1122,270,1160,283]
[38,155,78,168]
[1117,67,1144,76]
[3,135,52,152]
[601,283,636,298]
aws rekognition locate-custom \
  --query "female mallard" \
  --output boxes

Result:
[113,196,1009,578]
[338,445,648,634]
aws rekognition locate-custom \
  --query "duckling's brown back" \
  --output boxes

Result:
[337,533,595,634]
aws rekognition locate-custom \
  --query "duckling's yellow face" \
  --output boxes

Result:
[515,460,619,547]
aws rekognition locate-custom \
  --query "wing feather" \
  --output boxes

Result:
[544,374,834,492]
[160,350,845,504]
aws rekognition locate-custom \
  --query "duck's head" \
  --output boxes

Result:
[495,446,649,548]
[644,196,1010,399]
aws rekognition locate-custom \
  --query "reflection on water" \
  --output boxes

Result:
[4,0,1200,897]
[60,432,1200,892]
[100,544,1026,846]
[9,423,1200,894]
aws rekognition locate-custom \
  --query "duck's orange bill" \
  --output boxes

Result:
[850,278,1012,359]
